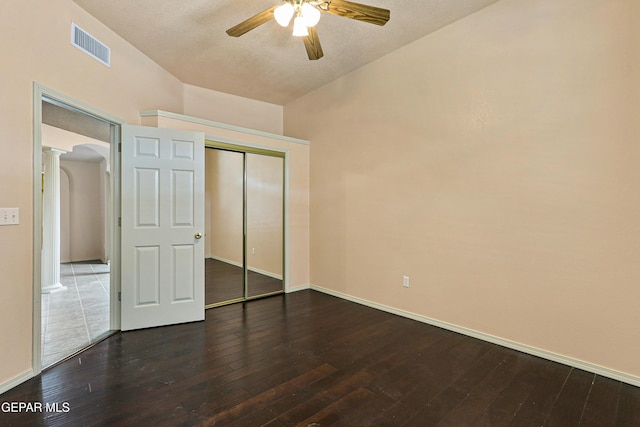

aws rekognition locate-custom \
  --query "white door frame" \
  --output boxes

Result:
[32,83,125,374]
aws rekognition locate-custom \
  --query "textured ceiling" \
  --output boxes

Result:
[73,0,501,105]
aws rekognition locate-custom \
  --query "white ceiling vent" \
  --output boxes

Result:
[71,23,110,67]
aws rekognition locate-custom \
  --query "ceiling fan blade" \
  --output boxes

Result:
[226,6,278,37]
[324,0,390,26]
[302,27,324,60]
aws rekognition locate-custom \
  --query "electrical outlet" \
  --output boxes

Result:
[251,247,256,255]
[403,275,410,288]
[0,208,19,225]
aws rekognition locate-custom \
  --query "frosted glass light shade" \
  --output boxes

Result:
[274,3,294,27]
[300,3,321,27]
[292,16,309,36]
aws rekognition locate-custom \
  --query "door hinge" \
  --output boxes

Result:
[118,291,121,302]
[118,143,122,153]
[118,217,121,226]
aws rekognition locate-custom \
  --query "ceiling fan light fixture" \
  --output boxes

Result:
[292,16,309,36]
[300,3,321,27]
[274,3,294,27]
[226,0,389,61]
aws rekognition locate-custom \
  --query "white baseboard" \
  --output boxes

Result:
[207,256,282,280]
[286,284,310,293]
[248,266,282,280]
[206,255,242,268]
[62,258,107,264]
[310,284,640,388]
[0,369,34,395]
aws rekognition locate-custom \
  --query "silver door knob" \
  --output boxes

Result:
[194,232,202,239]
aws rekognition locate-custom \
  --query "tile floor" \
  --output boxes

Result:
[41,261,111,368]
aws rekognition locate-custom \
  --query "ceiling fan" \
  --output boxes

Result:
[226,0,390,60]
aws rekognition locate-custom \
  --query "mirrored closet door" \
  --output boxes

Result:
[204,143,284,308]
[204,148,244,306]
[246,153,284,298]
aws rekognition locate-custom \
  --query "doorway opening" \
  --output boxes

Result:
[204,141,285,308]
[33,84,123,372]
[42,143,111,367]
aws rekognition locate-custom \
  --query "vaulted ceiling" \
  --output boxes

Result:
[73,0,501,105]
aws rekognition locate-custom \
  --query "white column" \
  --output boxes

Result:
[42,148,67,294]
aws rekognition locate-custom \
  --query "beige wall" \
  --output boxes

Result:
[60,169,71,263]
[205,149,244,263]
[60,160,105,262]
[184,84,284,135]
[0,0,184,387]
[284,0,640,379]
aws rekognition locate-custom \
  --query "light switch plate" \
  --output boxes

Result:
[0,208,19,225]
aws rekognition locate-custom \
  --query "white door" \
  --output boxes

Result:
[120,125,205,331]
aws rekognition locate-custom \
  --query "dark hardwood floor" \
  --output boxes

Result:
[1,290,639,426]
[205,258,283,306]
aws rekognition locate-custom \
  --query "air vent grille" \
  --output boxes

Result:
[71,23,110,67]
